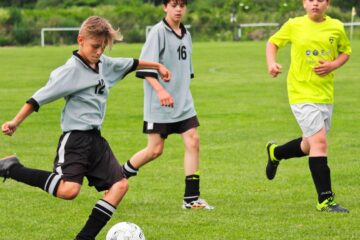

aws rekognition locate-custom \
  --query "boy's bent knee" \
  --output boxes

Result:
[56,181,81,200]
[104,179,129,206]
[116,178,129,193]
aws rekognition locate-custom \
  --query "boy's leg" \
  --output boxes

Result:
[0,155,62,197]
[266,137,308,180]
[76,178,128,240]
[306,128,330,201]
[267,103,324,180]
[123,134,164,178]
[181,128,213,210]
[76,133,128,240]
[182,128,200,204]
[306,128,348,212]
[1,131,90,198]
[274,137,309,160]
[1,156,81,199]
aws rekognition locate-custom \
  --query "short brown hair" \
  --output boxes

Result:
[79,16,123,49]
[163,0,187,6]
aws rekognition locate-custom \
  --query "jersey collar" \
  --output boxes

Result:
[304,14,329,24]
[162,18,187,39]
[73,50,101,74]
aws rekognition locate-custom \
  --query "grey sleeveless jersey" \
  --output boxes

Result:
[136,20,196,123]
[31,52,137,132]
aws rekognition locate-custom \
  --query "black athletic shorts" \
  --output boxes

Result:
[143,116,200,139]
[53,129,124,192]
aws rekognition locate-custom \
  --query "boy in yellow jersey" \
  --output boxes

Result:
[265,0,351,213]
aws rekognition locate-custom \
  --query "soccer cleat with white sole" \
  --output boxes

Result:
[182,198,214,210]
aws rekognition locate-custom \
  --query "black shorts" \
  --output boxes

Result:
[143,116,200,139]
[53,129,124,192]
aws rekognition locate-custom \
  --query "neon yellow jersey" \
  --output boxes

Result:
[269,15,351,104]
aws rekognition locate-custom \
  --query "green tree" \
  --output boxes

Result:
[332,0,358,10]
[144,0,162,5]
[0,0,37,8]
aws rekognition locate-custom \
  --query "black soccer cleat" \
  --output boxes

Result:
[0,155,20,180]
[266,142,280,180]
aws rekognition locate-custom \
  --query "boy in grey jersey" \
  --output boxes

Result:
[0,16,170,240]
[122,0,214,210]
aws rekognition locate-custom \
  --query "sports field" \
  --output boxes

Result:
[0,41,359,239]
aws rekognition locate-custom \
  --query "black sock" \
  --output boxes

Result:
[309,156,333,203]
[184,174,200,203]
[9,164,61,196]
[76,199,116,240]
[274,137,307,160]
[122,160,138,178]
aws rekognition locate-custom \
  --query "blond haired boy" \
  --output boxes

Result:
[1,16,171,239]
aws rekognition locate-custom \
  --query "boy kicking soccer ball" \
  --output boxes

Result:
[1,16,170,240]
[122,0,214,210]
[265,0,351,213]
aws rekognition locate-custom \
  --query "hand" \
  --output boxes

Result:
[158,65,171,82]
[268,63,282,78]
[314,60,335,77]
[2,121,17,136]
[156,89,174,108]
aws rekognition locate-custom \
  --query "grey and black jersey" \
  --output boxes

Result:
[28,51,138,132]
[136,19,196,123]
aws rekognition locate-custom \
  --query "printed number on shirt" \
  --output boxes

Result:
[177,45,187,60]
[95,79,105,95]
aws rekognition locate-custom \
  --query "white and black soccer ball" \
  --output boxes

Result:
[106,222,146,240]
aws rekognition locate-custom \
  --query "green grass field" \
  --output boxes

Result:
[0,41,359,240]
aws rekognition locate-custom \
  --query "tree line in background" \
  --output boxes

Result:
[0,0,359,46]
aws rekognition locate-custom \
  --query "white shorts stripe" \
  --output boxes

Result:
[147,122,154,130]
[56,132,71,175]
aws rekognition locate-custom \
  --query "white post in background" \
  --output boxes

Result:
[350,6,356,41]
[41,27,80,47]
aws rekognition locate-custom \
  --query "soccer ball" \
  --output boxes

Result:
[106,222,145,240]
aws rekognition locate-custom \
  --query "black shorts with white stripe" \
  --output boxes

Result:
[143,116,200,139]
[53,129,124,191]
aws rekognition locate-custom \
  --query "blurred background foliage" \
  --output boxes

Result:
[0,0,359,45]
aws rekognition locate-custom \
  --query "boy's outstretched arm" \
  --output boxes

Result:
[314,53,350,77]
[266,42,282,78]
[145,76,174,108]
[2,103,34,136]
[137,60,172,82]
